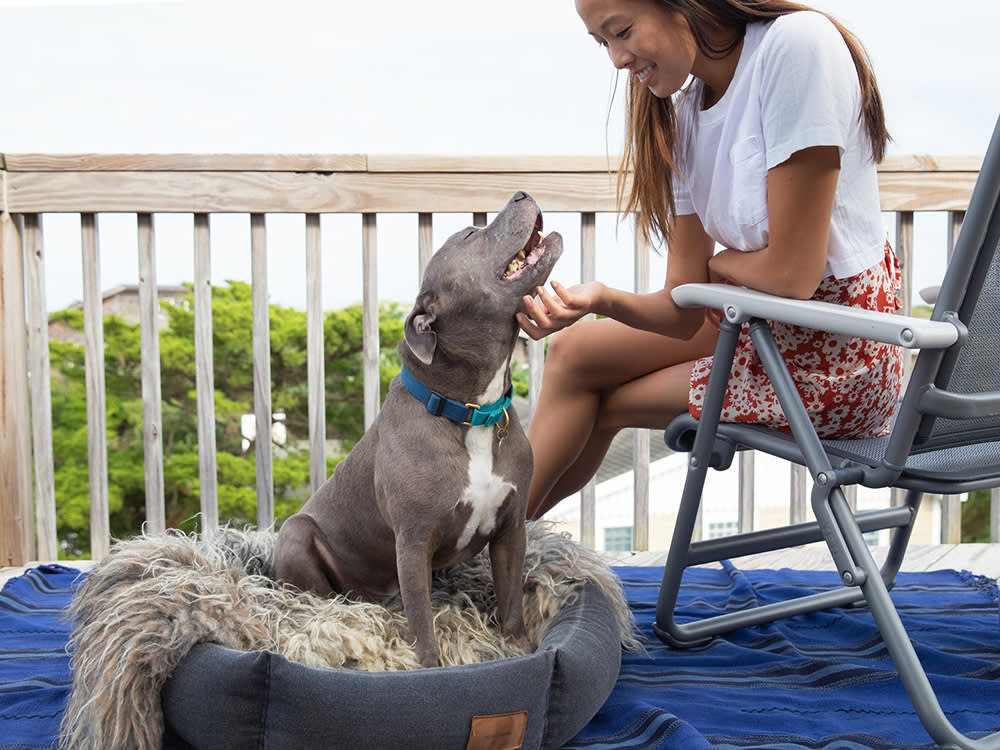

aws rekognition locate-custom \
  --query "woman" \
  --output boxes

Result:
[521,0,902,520]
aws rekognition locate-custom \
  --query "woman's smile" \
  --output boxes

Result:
[575,0,698,99]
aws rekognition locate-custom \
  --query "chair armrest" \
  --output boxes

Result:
[671,283,959,350]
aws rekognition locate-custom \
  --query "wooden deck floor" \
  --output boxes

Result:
[602,542,1000,579]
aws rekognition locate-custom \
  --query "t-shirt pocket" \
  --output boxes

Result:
[729,136,769,228]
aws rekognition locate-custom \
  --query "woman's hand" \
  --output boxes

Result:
[516,280,605,340]
[704,254,737,330]
[704,305,724,330]
[706,249,737,284]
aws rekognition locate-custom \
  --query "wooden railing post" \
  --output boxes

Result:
[305,213,326,494]
[193,214,219,532]
[80,214,110,560]
[790,464,809,525]
[579,213,597,549]
[738,452,755,533]
[137,214,166,534]
[362,213,379,430]
[250,214,274,530]
[24,214,57,561]
[895,211,914,316]
[0,202,34,566]
[632,230,651,551]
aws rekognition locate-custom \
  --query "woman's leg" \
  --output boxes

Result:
[537,358,701,510]
[526,317,717,519]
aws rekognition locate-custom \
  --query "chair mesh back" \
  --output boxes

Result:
[918,205,1000,448]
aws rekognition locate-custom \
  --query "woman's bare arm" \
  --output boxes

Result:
[708,145,840,299]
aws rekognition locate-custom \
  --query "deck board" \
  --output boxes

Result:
[603,543,1000,579]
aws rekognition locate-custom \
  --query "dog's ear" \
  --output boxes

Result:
[404,306,437,365]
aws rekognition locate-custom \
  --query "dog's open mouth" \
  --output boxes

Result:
[501,214,547,281]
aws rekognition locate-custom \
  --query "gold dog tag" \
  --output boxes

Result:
[495,407,510,444]
[466,710,528,750]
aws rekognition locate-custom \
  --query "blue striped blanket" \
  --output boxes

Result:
[568,564,1000,749]
[2,562,999,749]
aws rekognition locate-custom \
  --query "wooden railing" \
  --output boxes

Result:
[0,152,987,566]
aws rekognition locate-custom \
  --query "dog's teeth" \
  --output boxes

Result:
[537,232,547,242]
[505,247,534,277]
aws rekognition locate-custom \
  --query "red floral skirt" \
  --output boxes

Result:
[688,242,903,439]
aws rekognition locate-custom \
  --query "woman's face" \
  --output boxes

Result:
[575,0,698,98]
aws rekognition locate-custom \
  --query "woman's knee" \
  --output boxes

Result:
[593,392,641,433]
[542,322,602,382]
[593,392,673,433]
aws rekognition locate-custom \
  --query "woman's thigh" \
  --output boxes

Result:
[543,316,718,392]
[596,360,700,430]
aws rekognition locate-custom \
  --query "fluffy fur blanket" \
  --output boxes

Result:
[60,522,638,750]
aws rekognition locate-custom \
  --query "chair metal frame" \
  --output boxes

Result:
[654,115,1000,749]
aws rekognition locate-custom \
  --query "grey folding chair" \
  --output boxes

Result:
[654,113,1000,749]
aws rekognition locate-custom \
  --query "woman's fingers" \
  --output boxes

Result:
[519,286,568,338]
[705,306,723,330]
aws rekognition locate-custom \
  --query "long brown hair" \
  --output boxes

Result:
[618,0,890,247]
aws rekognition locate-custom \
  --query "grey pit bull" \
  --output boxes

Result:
[274,191,563,667]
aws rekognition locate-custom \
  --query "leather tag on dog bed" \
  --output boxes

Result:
[466,710,528,750]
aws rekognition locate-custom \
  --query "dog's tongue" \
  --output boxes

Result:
[504,232,547,278]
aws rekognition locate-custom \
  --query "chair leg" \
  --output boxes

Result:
[878,488,924,589]
[653,440,718,648]
[653,320,741,647]
[835,489,1000,749]
[653,319,741,648]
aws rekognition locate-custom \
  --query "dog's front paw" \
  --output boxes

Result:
[415,642,441,668]
[501,621,533,655]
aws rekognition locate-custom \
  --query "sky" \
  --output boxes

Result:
[2,0,999,312]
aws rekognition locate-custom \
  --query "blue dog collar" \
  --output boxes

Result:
[399,365,512,428]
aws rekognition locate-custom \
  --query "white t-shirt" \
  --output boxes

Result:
[672,11,886,279]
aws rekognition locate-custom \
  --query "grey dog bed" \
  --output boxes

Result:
[160,580,620,750]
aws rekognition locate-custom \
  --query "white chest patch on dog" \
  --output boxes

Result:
[456,364,515,550]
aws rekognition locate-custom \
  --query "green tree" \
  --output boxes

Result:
[962,489,994,543]
[49,282,405,558]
